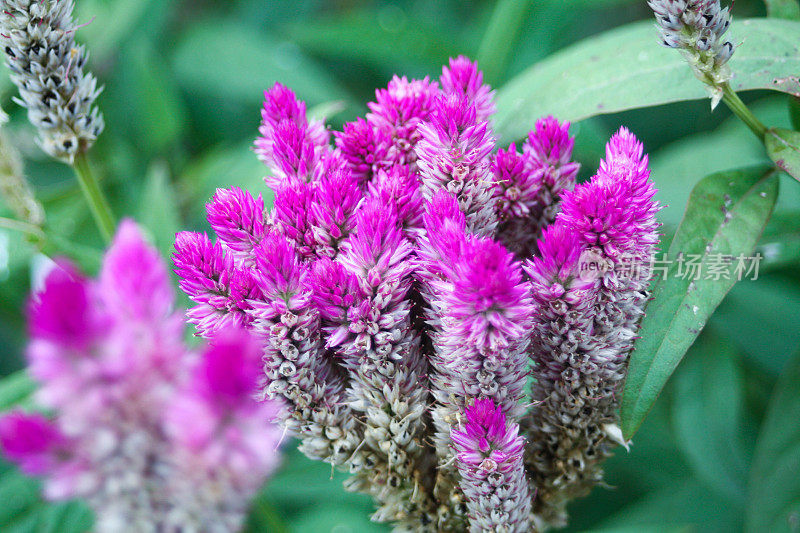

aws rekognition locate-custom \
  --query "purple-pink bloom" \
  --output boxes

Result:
[0,411,67,476]
[492,142,541,220]
[173,231,255,337]
[335,117,393,186]
[310,167,362,258]
[367,165,425,241]
[416,93,497,235]
[440,56,496,123]
[206,187,267,264]
[272,181,318,260]
[451,398,530,532]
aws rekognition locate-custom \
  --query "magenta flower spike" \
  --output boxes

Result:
[366,75,440,166]
[255,83,329,189]
[335,117,394,186]
[206,187,268,266]
[440,56,496,123]
[523,128,660,526]
[4,220,284,532]
[310,167,363,258]
[451,399,531,533]
[416,93,498,236]
[366,164,425,242]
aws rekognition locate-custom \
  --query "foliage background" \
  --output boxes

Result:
[1,0,799,531]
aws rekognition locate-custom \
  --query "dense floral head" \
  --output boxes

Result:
[648,0,733,64]
[368,75,439,130]
[206,187,267,256]
[451,398,524,472]
[444,237,532,350]
[335,117,393,185]
[272,181,317,259]
[419,191,467,276]
[559,128,659,262]
[173,231,255,336]
[440,56,495,122]
[0,412,67,476]
[524,116,578,173]
[307,257,363,323]
[310,167,363,254]
[252,233,305,304]
[492,142,541,218]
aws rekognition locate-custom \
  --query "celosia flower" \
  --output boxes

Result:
[2,220,283,532]
[366,75,439,166]
[173,231,256,337]
[440,56,496,123]
[1,0,104,162]
[416,93,497,235]
[523,128,659,526]
[206,187,267,265]
[176,57,661,532]
[0,113,45,227]
[451,399,530,533]
[497,116,579,259]
[648,0,734,105]
[255,83,329,188]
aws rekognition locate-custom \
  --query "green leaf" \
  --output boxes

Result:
[790,96,800,131]
[672,332,750,501]
[764,0,800,20]
[136,161,182,258]
[765,128,800,183]
[746,350,800,532]
[494,18,800,143]
[0,370,36,412]
[620,167,780,439]
[757,211,800,270]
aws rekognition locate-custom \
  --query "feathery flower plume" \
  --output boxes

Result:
[497,116,579,259]
[255,83,329,188]
[310,166,362,258]
[440,56,496,124]
[451,399,531,533]
[173,231,257,337]
[205,187,267,266]
[367,75,439,166]
[1,220,283,531]
[335,117,394,186]
[416,93,497,236]
[313,201,435,525]
[1,0,104,162]
[366,164,425,242]
[524,128,659,526]
[648,0,734,106]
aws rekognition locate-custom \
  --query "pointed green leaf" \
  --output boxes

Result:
[136,162,182,258]
[765,128,800,183]
[494,19,800,143]
[746,350,800,532]
[620,167,779,439]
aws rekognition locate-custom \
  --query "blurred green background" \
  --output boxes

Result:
[1,0,799,531]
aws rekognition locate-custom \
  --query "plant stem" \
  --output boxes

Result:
[476,0,531,85]
[0,215,45,240]
[72,152,115,243]
[721,84,767,140]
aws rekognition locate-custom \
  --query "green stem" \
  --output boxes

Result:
[0,215,45,240]
[72,152,115,243]
[476,0,531,85]
[721,83,768,140]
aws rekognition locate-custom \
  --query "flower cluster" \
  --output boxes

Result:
[648,0,734,105]
[0,0,104,162]
[0,221,283,532]
[174,56,660,532]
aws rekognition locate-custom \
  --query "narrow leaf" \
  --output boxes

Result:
[494,19,800,143]
[621,167,779,439]
[0,371,36,412]
[764,0,800,20]
[765,128,800,183]
[746,350,800,532]
[136,162,182,258]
